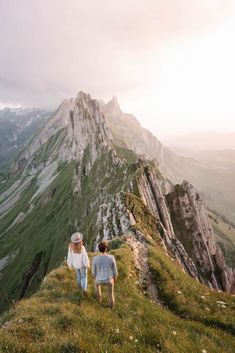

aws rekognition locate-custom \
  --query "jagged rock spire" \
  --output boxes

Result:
[11,92,112,175]
[102,95,122,117]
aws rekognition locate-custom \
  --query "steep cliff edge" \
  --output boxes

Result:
[166,181,235,292]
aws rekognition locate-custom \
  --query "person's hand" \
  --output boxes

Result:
[113,277,117,283]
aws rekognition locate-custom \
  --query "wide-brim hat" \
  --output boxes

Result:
[71,232,83,243]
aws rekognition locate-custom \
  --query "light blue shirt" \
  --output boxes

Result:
[92,254,118,283]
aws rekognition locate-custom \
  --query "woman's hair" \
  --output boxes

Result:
[70,240,83,254]
[98,241,108,253]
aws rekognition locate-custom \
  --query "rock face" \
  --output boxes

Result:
[166,181,235,292]
[11,92,112,176]
[136,163,199,280]
[100,96,196,183]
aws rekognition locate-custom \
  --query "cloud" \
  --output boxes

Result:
[0,0,232,108]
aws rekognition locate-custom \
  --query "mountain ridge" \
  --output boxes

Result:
[101,97,235,224]
[0,91,234,316]
[0,238,234,353]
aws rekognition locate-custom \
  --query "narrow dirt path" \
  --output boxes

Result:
[126,233,163,306]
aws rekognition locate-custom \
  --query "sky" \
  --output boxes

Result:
[0,0,235,138]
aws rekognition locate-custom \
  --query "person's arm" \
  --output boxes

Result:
[112,256,118,281]
[67,246,73,269]
[82,247,90,268]
[92,258,96,278]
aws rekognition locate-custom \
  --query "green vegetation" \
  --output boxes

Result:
[0,147,140,313]
[165,189,196,259]
[113,145,138,164]
[30,129,67,167]
[124,192,164,240]
[208,211,235,267]
[148,244,235,335]
[0,243,234,353]
[0,163,77,312]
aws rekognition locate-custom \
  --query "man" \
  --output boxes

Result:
[92,241,118,308]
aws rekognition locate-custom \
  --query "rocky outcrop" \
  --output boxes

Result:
[11,92,112,176]
[101,96,196,183]
[166,180,235,292]
[94,193,136,248]
[136,164,199,281]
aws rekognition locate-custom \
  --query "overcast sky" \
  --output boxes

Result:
[0,0,235,137]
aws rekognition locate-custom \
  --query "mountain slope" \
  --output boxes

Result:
[101,98,235,224]
[0,108,50,174]
[208,210,235,268]
[0,92,135,311]
[0,92,234,317]
[0,238,234,353]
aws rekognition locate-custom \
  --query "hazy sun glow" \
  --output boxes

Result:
[121,5,235,137]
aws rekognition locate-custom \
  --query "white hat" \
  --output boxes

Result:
[71,232,83,243]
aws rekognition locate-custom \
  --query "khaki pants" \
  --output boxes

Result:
[95,279,115,308]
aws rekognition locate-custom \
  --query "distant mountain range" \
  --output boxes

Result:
[0,107,50,173]
[101,98,235,224]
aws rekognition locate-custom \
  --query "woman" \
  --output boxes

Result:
[67,232,90,293]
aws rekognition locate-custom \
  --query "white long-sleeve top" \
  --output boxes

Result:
[67,245,90,269]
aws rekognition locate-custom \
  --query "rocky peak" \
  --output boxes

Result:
[166,180,235,292]
[11,92,112,175]
[102,95,122,118]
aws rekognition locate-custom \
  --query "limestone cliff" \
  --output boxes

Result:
[11,91,111,176]
[166,181,235,292]
[136,163,199,281]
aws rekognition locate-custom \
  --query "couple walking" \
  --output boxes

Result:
[67,232,118,308]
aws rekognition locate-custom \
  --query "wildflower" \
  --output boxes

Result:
[135,339,138,343]
[177,290,182,294]
[200,295,205,299]
[172,331,177,336]
[129,336,133,341]
[115,328,119,334]
[202,350,207,353]
[216,301,226,305]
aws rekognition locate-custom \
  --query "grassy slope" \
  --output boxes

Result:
[208,211,235,267]
[0,147,139,313]
[148,244,235,334]
[0,243,234,353]
[124,192,235,332]
[179,161,235,224]
[0,163,77,312]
